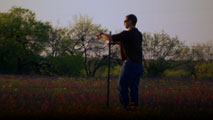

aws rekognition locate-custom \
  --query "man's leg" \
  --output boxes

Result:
[129,63,143,107]
[129,74,141,107]
[118,62,131,108]
[118,83,129,108]
[118,62,130,108]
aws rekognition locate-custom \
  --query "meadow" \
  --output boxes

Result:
[0,75,212,119]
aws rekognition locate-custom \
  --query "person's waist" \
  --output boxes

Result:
[124,58,142,64]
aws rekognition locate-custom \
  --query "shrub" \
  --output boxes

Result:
[111,65,121,77]
[143,59,171,77]
[95,65,121,78]
[40,53,84,76]
[163,69,190,78]
[195,62,213,79]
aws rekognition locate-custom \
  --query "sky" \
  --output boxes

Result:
[0,0,213,45]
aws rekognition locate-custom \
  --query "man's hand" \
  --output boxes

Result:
[96,32,103,37]
[97,32,113,42]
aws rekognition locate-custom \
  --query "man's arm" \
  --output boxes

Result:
[99,30,127,42]
[96,32,113,42]
[97,32,120,46]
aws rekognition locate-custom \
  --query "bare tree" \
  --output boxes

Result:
[142,30,186,77]
[68,15,109,77]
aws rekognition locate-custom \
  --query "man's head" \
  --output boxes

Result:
[124,14,137,29]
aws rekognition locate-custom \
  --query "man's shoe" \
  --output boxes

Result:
[125,105,139,112]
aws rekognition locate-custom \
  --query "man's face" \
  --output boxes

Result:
[124,17,131,29]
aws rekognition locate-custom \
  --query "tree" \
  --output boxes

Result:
[0,7,51,74]
[44,25,70,57]
[190,42,213,61]
[183,41,213,78]
[142,30,186,77]
[67,15,109,77]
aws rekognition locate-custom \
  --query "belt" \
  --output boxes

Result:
[124,59,142,64]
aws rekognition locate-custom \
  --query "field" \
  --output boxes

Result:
[0,75,213,119]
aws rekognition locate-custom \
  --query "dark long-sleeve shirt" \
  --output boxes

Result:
[111,28,143,64]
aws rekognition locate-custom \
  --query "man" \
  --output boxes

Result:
[97,14,143,111]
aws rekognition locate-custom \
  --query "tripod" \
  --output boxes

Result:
[107,31,112,108]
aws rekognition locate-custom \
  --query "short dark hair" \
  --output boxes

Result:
[126,14,137,26]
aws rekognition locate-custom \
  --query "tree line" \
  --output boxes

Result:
[0,7,212,78]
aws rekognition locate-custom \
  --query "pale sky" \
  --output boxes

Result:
[1,0,213,45]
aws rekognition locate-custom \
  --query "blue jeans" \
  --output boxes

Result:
[117,60,143,108]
